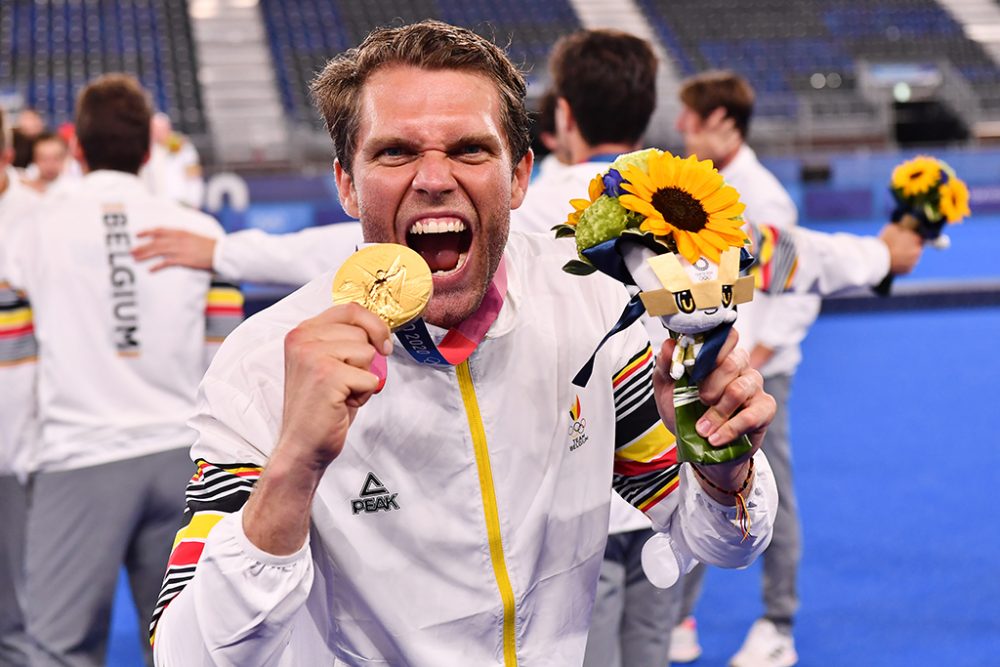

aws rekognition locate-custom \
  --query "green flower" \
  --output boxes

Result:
[611,148,663,175]
[575,195,635,254]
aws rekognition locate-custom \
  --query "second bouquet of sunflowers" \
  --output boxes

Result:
[555,148,756,465]
[875,155,971,295]
[890,154,970,248]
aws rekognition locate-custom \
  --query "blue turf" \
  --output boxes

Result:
[107,307,1000,665]
[108,569,142,665]
[695,306,1000,667]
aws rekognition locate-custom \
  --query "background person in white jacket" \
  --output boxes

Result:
[149,21,780,666]
[669,71,861,667]
[516,28,683,667]
[140,112,205,209]
[0,109,43,667]
[516,46,924,667]
[3,74,241,667]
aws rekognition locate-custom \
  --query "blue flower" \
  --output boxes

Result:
[603,168,626,197]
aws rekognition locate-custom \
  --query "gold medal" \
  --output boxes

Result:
[332,244,433,330]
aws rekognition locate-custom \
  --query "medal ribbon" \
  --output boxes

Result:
[394,258,508,366]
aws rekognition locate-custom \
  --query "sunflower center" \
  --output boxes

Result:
[650,187,708,232]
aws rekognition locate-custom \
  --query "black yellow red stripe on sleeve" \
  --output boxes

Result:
[611,345,681,516]
[0,281,36,367]
[148,459,262,646]
[748,223,798,294]
[205,279,244,342]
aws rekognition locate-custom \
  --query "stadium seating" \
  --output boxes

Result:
[0,0,205,134]
[4,0,996,151]
[637,0,1000,120]
[259,0,581,129]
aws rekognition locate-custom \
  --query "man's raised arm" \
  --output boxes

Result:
[133,223,364,286]
[152,303,391,665]
[750,222,923,296]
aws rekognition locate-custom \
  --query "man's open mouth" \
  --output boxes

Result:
[406,218,473,275]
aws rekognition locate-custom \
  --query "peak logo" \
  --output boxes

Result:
[568,395,589,451]
[351,472,400,515]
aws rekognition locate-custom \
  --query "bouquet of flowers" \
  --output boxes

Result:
[555,148,756,464]
[875,155,971,295]
[889,155,971,248]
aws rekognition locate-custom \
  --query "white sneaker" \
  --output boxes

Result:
[669,616,703,663]
[728,619,798,667]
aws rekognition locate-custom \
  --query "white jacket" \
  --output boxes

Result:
[788,225,889,295]
[213,223,363,285]
[723,145,821,379]
[141,139,205,209]
[515,161,614,235]
[0,171,41,477]
[516,158,657,536]
[151,231,777,666]
[3,171,240,472]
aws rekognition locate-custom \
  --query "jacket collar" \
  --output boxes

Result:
[81,169,146,192]
[721,144,756,179]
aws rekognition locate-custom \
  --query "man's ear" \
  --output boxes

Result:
[334,159,360,218]
[510,148,534,210]
[555,96,575,135]
[72,141,89,174]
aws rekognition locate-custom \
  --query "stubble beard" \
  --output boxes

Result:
[422,219,508,330]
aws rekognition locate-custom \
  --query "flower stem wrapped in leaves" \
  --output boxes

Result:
[556,148,756,465]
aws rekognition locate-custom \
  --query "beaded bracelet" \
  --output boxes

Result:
[692,457,754,542]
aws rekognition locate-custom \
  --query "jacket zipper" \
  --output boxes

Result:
[455,361,518,667]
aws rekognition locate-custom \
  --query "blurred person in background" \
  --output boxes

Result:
[11,109,45,171]
[530,88,570,181]
[516,40,923,667]
[515,30,656,239]
[24,132,69,194]
[141,111,205,209]
[0,107,43,667]
[2,74,241,667]
[668,70,922,667]
[668,70,812,667]
[517,28,682,667]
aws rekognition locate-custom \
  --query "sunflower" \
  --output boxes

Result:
[565,173,606,226]
[617,152,747,263]
[938,177,970,223]
[892,156,941,198]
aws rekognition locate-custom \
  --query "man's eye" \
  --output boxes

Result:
[380,147,404,158]
[457,144,486,157]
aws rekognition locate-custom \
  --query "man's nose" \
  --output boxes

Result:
[411,152,457,197]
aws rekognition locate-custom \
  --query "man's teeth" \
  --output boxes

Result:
[432,252,468,276]
[410,218,467,234]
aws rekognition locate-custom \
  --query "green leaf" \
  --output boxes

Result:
[562,259,597,276]
[924,202,942,223]
[552,224,577,239]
